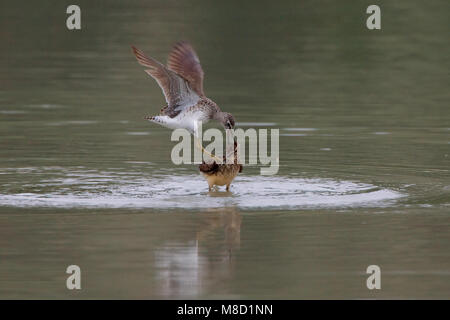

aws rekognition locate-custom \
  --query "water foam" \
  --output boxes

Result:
[0,167,403,209]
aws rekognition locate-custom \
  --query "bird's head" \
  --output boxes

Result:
[219,112,235,129]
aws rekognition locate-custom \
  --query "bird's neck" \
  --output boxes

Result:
[213,111,225,123]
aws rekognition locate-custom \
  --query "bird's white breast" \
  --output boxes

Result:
[177,110,210,132]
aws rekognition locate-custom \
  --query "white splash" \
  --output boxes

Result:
[0,167,404,209]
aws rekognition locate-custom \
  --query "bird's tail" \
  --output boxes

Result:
[144,115,178,130]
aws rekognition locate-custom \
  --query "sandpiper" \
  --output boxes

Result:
[132,42,235,136]
[199,139,243,191]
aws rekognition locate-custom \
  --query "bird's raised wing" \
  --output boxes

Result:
[167,41,205,97]
[132,46,200,118]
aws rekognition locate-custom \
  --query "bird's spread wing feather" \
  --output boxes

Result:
[132,45,200,118]
[167,41,205,97]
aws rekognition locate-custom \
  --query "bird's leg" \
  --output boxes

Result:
[203,145,222,163]
[194,136,222,163]
[226,184,230,192]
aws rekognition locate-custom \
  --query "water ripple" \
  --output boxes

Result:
[0,167,404,210]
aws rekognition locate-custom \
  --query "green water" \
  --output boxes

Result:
[0,0,449,299]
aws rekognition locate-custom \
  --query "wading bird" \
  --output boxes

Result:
[132,42,235,160]
[199,139,243,191]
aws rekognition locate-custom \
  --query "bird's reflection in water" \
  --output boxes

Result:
[197,207,242,257]
[154,207,242,298]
